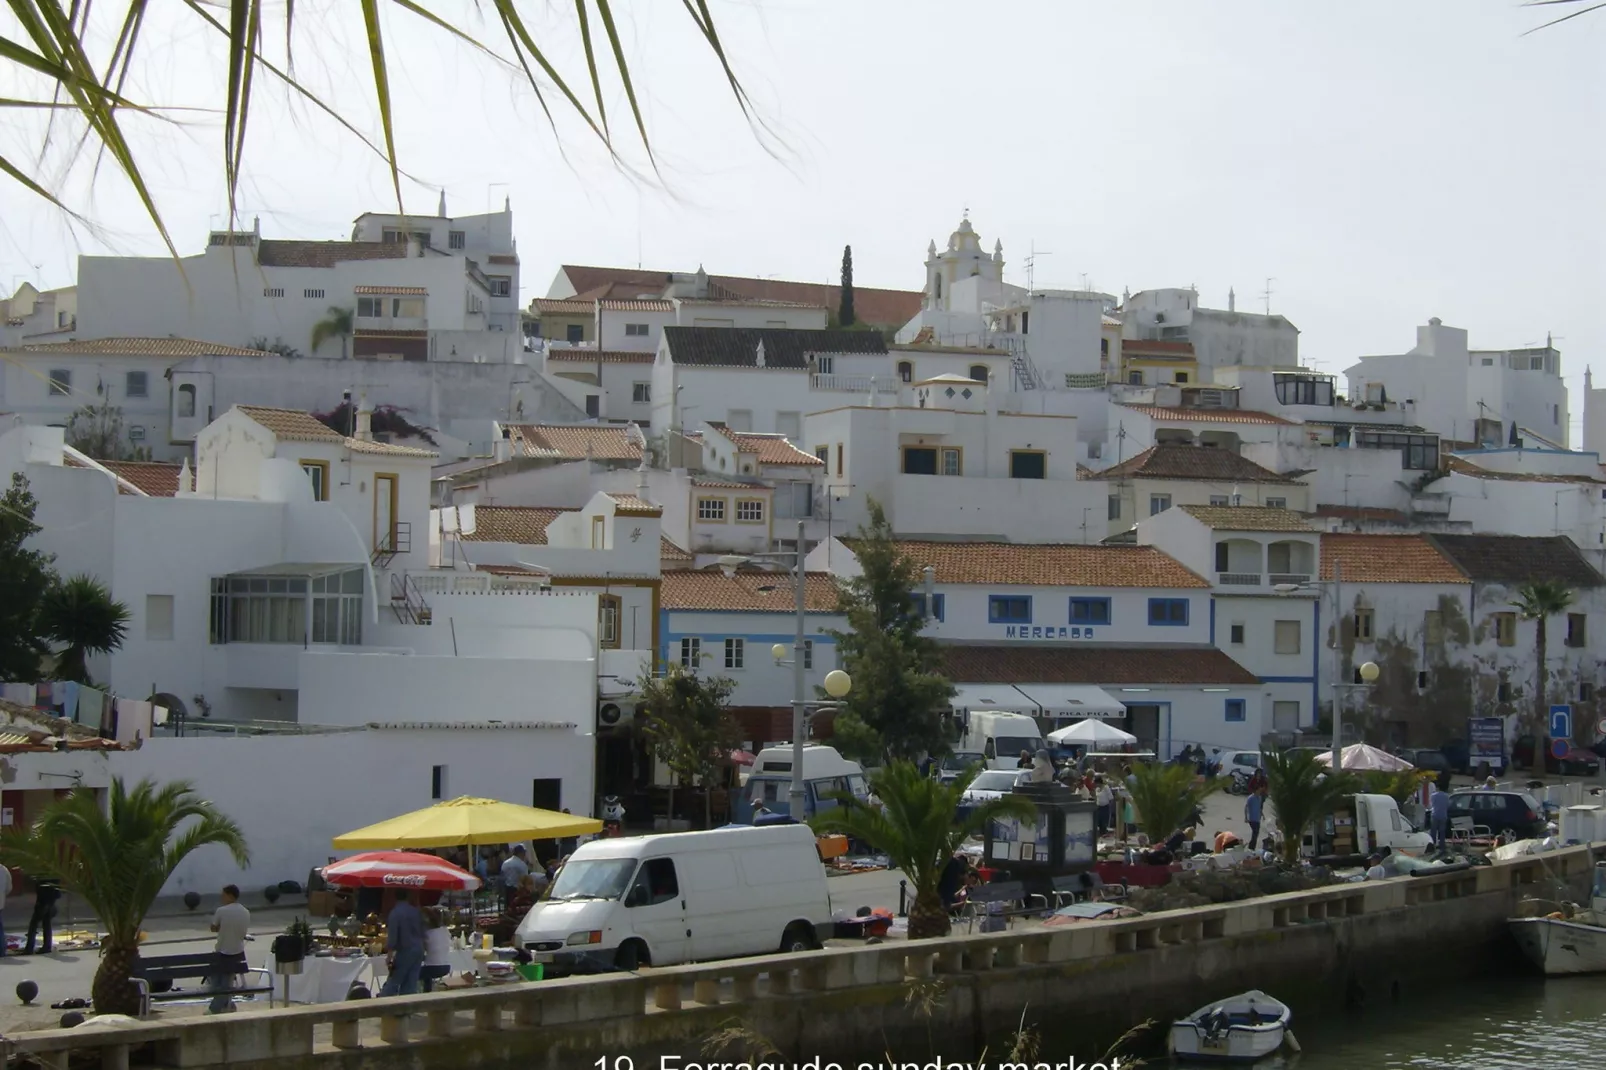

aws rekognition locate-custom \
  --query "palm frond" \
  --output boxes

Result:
[1523,0,1606,33]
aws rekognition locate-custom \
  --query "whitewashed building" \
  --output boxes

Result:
[1097,444,1310,537]
[1122,288,1299,373]
[0,283,77,346]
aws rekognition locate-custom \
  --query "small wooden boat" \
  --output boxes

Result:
[1170,990,1290,1063]
[1508,861,1606,976]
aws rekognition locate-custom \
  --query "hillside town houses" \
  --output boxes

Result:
[3,204,1604,893]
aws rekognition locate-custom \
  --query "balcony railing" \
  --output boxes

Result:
[1269,573,1311,586]
[409,572,552,596]
[810,374,897,394]
[1218,572,1262,586]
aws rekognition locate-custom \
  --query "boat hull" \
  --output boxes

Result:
[1171,989,1290,1064]
[1509,916,1606,976]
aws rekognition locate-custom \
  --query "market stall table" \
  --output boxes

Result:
[267,953,376,1004]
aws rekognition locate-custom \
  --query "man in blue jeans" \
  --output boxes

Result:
[379,889,425,997]
[1429,785,1451,849]
[208,885,250,1014]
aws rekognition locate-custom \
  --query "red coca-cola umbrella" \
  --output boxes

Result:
[321,851,482,892]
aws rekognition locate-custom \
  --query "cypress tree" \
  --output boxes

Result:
[839,245,856,326]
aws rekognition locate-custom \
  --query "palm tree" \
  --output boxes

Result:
[36,575,129,686]
[813,762,1035,939]
[1126,762,1223,844]
[0,779,248,1015]
[311,307,354,359]
[1262,749,1358,864]
[1511,581,1576,773]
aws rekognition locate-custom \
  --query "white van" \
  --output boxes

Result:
[514,824,832,971]
[735,744,868,821]
[960,710,1045,770]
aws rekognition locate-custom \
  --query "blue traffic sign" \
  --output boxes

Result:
[1550,704,1573,741]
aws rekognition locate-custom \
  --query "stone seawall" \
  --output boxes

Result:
[12,846,1600,1070]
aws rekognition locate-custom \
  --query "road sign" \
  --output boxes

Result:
[1552,739,1570,761]
[1550,704,1572,741]
[1598,717,1606,737]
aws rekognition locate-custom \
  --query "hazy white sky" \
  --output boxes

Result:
[3,1,1602,436]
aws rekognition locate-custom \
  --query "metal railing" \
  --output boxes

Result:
[371,522,412,568]
[389,572,433,625]
[408,572,551,596]
[809,374,897,394]
[1217,572,1262,586]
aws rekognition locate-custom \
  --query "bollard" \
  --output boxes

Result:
[898,879,908,917]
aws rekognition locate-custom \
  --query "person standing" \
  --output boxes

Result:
[24,876,60,955]
[207,885,250,1014]
[1245,786,1266,851]
[1429,785,1451,849]
[499,845,530,911]
[0,865,10,957]
[419,907,452,993]
[1095,777,1114,834]
[379,889,426,997]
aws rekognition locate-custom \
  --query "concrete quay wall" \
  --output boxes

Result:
[11,846,1601,1070]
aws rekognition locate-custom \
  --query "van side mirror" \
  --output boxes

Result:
[624,886,645,908]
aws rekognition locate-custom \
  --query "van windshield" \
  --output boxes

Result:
[548,858,637,901]
[995,737,1040,758]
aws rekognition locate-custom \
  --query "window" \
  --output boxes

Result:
[1149,494,1171,516]
[1272,700,1301,732]
[941,448,962,476]
[1148,598,1189,626]
[1481,357,1494,366]
[585,395,600,418]
[902,447,937,475]
[724,638,745,670]
[1128,370,1143,385]
[566,323,585,343]
[726,409,752,433]
[591,515,606,549]
[263,287,285,298]
[1008,451,1046,479]
[1582,682,1595,703]
[897,361,913,383]
[803,640,814,670]
[177,384,196,418]
[775,482,813,519]
[1497,679,1512,703]
[1273,619,1301,654]
[304,288,325,299]
[1354,430,1440,471]
[449,230,465,249]
[1531,355,1546,371]
[1214,543,1231,572]
[1417,671,1429,690]
[988,596,1032,623]
[1353,608,1374,641]
[1554,404,1561,424]
[598,595,621,649]
[129,426,145,441]
[815,447,830,467]
[679,637,702,668]
[968,364,989,384]
[1230,623,1245,645]
[1424,610,1444,645]
[1209,495,1229,507]
[836,444,844,477]
[391,297,425,318]
[1494,612,1516,647]
[1266,497,1287,509]
[1069,598,1111,625]
[1174,372,1189,384]
[632,382,651,404]
[373,473,398,552]
[301,460,330,501]
[488,276,512,297]
[735,499,765,523]
[357,296,384,317]
[625,323,649,337]
[47,369,70,395]
[1273,374,1335,407]
[431,765,447,800]
[209,568,362,645]
[1225,699,1246,723]
[1107,495,1121,521]
[1567,613,1587,648]
[631,858,679,907]
[696,498,726,522]
[810,354,835,375]
[125,371,148,398]
[911,593,946,621]
[145,594,174,641]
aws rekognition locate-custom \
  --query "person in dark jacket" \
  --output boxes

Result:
[25,877,61,954]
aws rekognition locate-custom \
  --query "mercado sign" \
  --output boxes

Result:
[1003,625,1100,640]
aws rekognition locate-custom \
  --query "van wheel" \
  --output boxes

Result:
[780,923,818,953]
[614,940,645,972]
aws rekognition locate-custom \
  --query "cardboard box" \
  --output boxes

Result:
[307,890,335,917]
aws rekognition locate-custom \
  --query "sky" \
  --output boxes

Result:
[2,1,1603,440]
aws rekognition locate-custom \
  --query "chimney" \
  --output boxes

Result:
[493,426,512,463]
[355,394,374,441]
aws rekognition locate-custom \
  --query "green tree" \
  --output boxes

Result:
[838,245,855,327]
[65,402,150,462]
[246,336,305,359]
[812,762,1034,939]
[1262,749,1357,864]
[37,575,130,686]
[310,307,354,359]
[824,709,884,766]
[0,474,56,683]
[1511,580,1575,773]
[0,778,248,1015]
[828,500,954,761]
[638,664,742,829]
[1126,762,1223,843]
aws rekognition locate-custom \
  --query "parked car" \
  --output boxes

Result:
[935,752,985,784]
[961,768,1027,806]
[1446,790,1547,840]
[1393,748,1452,774]
[1512,736,1603,777]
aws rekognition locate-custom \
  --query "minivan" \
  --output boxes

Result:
[514,824,832,971]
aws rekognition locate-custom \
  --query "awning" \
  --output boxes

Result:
[950,684,1036,716]
[1011,684,1126,721]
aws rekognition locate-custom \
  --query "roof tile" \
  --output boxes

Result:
[598,299,673,311]
[235,405,437,457]
[505,424,642,462]
[1119,404,1292,426]
[941,645,1257,686]
[459,506,566,544]
[1320,534,1469,584]
[1121,339,1196,356]
[353,285,428,295]
[1446,456,1606,485]
[1097,445,1302,484]
[559,265,922,327]
[1177,505,1317,532]
[705,424,822,467]
[5,337,270,357]
[660,570,840,612]
[604,493,661,514]
[530,299,596,315]
[846,539,1210,588]
[1427,534,1604,587]
[545,350,655,364]
[664,327,887,369]
[101,461,184,497]
[256,240,408,269]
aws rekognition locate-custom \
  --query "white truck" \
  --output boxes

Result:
[1303,792,1434,860]
[958,710,1045,770]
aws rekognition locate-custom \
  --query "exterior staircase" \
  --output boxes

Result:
[389,572,433,625]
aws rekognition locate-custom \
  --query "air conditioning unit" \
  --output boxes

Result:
[1194,389,1226,409]
[597,701,642,728]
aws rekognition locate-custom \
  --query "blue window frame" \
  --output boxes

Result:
[988,595,1032,624]
[911,593,946,621]
[1148,598,1189,626]
[1225,698,1246,722]
[1069,597,1111,626]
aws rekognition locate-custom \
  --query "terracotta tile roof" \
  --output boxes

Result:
[531,298,596,315]
[559,265,923,327]
[843,540,1210,588]
[1320,534,1469,584]
[890,342,1007,356]
[1118,404,1292,426]
[487,254,519,265]
[256,240,407,269]
[660,536,692,562]
[343,439,438,458]
[663,326,886,369]
[1077,463,1094,479]
[705,424,822,467]
[1097,445,1302,484]
[692,478,767,490]
[1427,534,1604,587]
[353,285,428,295]
[4,337,270,357]
[1446,456,1606,485]
[599,299,673,311]
[504,424,642,462]
[1122,339,1195,357]
[101,461,183,497]
[459,506,567,543]
[1177,506,1317,532]
[545,350,655,364]
[660,570,841,612]
[604,493,661,514]
[941,645,1258,687]
[234,406,437,457]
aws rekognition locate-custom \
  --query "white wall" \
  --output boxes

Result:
[0,351,187,459]
[918,584,1211,646]
[1106,477,1309,536]
[662,610,846,707]
[673,302,828,331]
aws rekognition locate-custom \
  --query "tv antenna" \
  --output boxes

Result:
[1261,278,1276,316]
[1025,242,1052,293]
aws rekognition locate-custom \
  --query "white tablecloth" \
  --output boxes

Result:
[266,955,376,1004]
[370,948,479,989]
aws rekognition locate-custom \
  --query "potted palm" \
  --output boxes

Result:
[274,917,315,973]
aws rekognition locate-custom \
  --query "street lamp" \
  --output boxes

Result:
[721,521,853,817]
[1274,562,1381,770]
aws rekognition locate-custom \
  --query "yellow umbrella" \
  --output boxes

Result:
[332,796,603,850]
